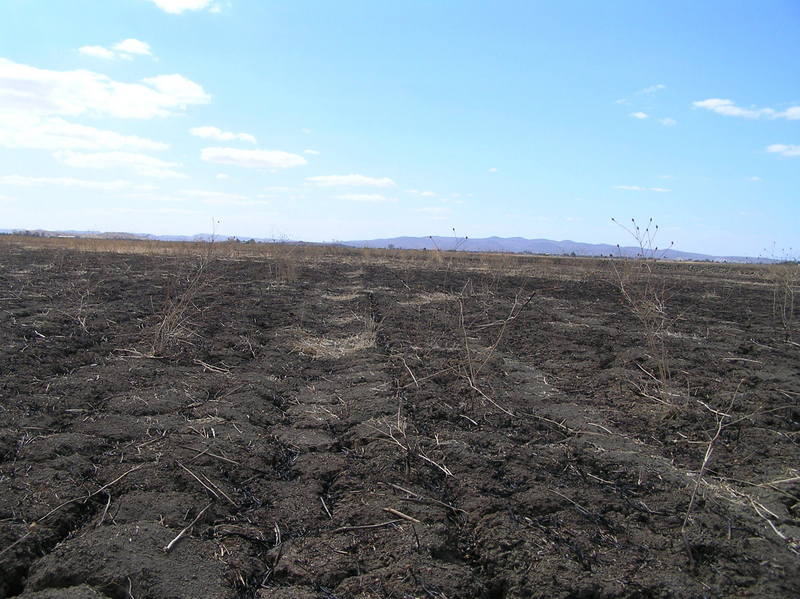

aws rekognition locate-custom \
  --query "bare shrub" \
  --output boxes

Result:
[611,218,674,391]
[150,247,214,356]
[768,262,798,343]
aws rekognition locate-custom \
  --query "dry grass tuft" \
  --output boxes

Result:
[290,316,378,358]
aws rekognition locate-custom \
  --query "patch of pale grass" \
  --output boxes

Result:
[289,317,377,358]
[397,291,454,306]
[324,314,362,326]
[322,291,362,302]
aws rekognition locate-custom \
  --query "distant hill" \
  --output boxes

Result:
[341,235,768,263]
[0,229,771,263]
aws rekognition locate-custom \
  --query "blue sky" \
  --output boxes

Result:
[0,0,798,256]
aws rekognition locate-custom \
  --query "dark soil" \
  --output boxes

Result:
[1,241,798,598]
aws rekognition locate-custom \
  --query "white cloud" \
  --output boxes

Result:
[336,194,397,203]
[693,98,800,120]
[262,186,302,196]
[145,0,215,14]
[0,114,167,152]
[124,192,186,203]
[613,185,671,192]
[79,39,153,61]
[110,206,201,216]
[693,99,771,118]
[782,107,800,120]
[766,144,800,157]
[630,112,649,119]
[55,150,185,178]
[488,167,498,173]
[306,174,395,187]
[203,197,270,207]
[0,174,133,190]
[113,39,152,56]
[659,117,677,126]
[181,189,245,200]
[142,74,209,106]
[79,46,116,60]
[638,84,666,95]
[304,149,320,155]
[201,147,307,169]
[216,173,230,180]
[747,176,762,182]
[179,188,269,206]
[0,58,210,119]
[190,126,256,143]
[405,189,437,197]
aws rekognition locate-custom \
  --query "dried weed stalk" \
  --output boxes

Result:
[458,284,535,416]
[769,262,798,343]
[150,247,214,356]
[611,218,674,388]
[368,408,453,478]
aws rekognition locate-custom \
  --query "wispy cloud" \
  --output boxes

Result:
[613,185,671,192]
[181,189,246,200]
[747,176,762,182]
[190,126,256,143]
[78,46,116,60]
[659,117,677,126]
[80,39,154,60]
[630,112,649,119]
[306,174,396,187]
[114,39,152,56]
[637,83,666,95]
[0,174,133,190]
[304,149,320,155]
[0,115,167,152]
[55,151,186,178]
[0,58,210,119]
[180,189,269,207]
[488,167,498,173]
[201,147,307,169]
[766,144,800,157]
[405,189,437,197]
[336,193,397,203]
[145,0,217,14]
[110,206,201,216]
[693,98,800,120]
[201,197,270,207]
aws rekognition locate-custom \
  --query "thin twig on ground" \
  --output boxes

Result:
[333,519,403,533]
[163,503,212,552]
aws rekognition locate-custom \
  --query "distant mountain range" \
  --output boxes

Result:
[340,236,769,263]
[1,229,772,263]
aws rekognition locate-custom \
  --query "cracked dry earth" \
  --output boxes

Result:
[1,243,799,598]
